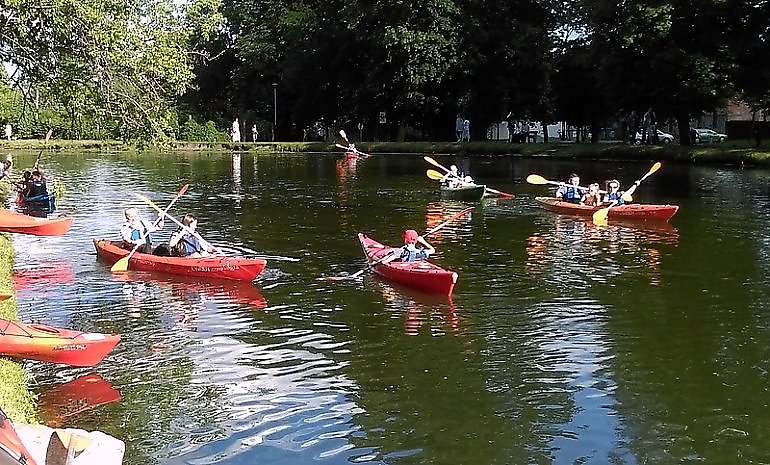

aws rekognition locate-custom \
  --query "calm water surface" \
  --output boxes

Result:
[7,151,770,464]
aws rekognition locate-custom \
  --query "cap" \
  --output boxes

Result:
[403,229,419,244]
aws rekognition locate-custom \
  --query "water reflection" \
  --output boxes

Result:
[13,259,74,292]
[424,202,475,246]
[37,373,121,428]
[526,215,679,286]
[372,279,459,337]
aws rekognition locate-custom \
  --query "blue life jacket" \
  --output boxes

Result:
[606,191,625,205]
[28,180,47,197]
[130,221,152,245]
[563,186,582,204]
[179,235,203,256]
[400,246,428,262]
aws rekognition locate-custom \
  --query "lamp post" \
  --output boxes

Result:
[272,82,277,141]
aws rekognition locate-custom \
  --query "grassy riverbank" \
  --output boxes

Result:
[0,182,37,423]
[2,138,770,166]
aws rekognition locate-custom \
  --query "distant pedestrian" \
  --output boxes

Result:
[231,118,241,142]
[251,124,258,142]
[626,110,638,144]
[462,119,470,142]
[455,114,464,142]
[642,108,653,144]
[3,122,11,141]
[506,112,516,143]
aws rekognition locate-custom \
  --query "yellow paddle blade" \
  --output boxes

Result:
[592,207,610,224]
[110,256,129,272]
[526,174,548,185]
[426,169,444,180]
[339,129,348,141]
[622,193,633,202]
[647,161,662,177]
[423,155,441,169]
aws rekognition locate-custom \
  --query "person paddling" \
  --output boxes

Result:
[383,229,436,263]
[581,183,602,207]
[168,213,216,258]
[121,207,164,254]
[603,179,630,205]
[555,173,583,204]
[27,170,48,197]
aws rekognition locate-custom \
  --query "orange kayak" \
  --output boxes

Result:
[535,196,679,222]
[0,319,120,367]
[0,209,72,236]
[0,407,38,465]
[94,239,267,282]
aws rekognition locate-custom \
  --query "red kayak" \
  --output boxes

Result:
[0,319,120,367]
[357,233,458,296]
[0,408,37,465]
[94,239,267,282]
[0,209,72,236]
[535,196,679,222]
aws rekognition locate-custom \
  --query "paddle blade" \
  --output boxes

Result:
[44,128,53,143]
[526,174,548,185]
[622,193,633,202]
[426,169,444,180]
[110,256,129,272]
[646,161,662,177]
[423,155,444,171]
[592,207,610,224]
[339,129,348,142]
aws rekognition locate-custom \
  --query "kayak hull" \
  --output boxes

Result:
[1,408,38,465]
[440,184,486,201]
[535,196,679,221]
[358,233,457,296]
[0,319,120,367]
[0,209,72,236]
[93,239,267,282]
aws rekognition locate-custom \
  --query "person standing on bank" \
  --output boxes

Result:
[455,114,464,142]
[252,124,259,142]
[627,110,638,144]
[231,118,241,142]
[462,119,470,142]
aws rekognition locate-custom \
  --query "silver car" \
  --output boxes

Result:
[635,129,674,145]
[693,128,727,143]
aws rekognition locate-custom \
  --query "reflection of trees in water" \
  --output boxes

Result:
[525,216,678,287]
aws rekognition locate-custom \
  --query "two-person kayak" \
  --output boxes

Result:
[0,319,120,367]
[439,184,487,201]
[535,197,679,222]
[1,407,37,465]
[357,233,458,296]
[93,239,267,282]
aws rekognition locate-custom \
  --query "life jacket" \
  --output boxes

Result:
[563,186,582,204]
[28,180,47,197]
[129,220,153,245]
[606,191,625,204]
[400,246,428,262]
[174,234,203,256]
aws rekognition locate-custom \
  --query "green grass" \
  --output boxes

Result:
[0,181,37,424]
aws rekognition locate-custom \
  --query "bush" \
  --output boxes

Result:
[180,118,229,142]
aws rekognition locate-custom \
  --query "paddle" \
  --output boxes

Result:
[33,128,54,171]
[525,174,608,193]
[338,129,371,158]
[135,193,222,254]
[592,162,662,225]
[335,143,370,159]
[214,245,300,262]
[111,184,189,272]
[424,155,514,198]
[320,206,475,281]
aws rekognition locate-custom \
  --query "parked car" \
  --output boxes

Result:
[693,128,727,143]
[635,129,674,145]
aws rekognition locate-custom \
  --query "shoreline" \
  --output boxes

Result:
[1,139,769,167]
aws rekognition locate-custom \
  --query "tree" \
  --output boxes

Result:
[0,0,223,142]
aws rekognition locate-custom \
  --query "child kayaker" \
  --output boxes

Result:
[169,213,216,258]
[603,179,628,205]
[395,229,435,262]
[581,183,602,206]
[555,173,583,204]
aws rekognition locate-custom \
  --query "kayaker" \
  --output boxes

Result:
[121,207,164,254]
[391,229,435,262]
[442,165,471,188]
[603,179,629,205]
[169,213,216,258]
[581,183,602,206]
[27,170,47,197]
[555,173,583,204]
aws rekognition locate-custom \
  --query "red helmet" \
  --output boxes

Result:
[403,229,419,244]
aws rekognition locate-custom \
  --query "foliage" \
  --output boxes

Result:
[179,118,229,142]
[0,0,224,142]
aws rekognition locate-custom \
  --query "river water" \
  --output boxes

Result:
[6,151,770,464]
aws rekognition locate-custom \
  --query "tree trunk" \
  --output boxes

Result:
[676,112,692,146]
